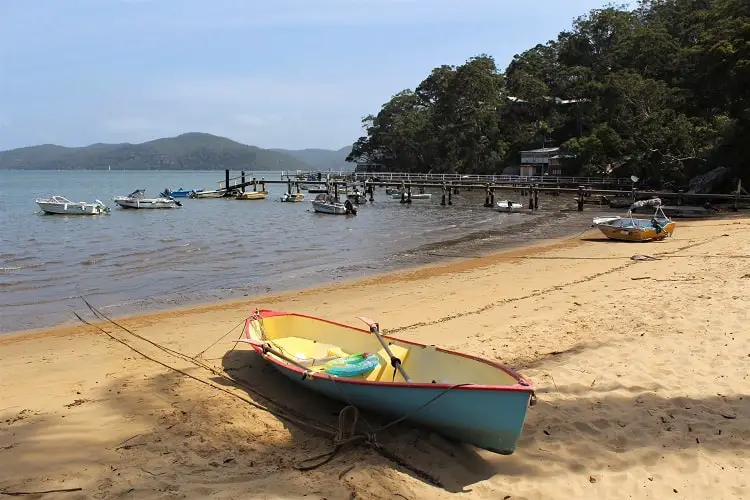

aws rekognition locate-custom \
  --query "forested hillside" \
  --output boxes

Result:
[347,0,749,188]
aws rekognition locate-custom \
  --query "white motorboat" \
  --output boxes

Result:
[495,200,523,213]
[311,193,356,215]
[113,189,182,209]
[35,196,110,215]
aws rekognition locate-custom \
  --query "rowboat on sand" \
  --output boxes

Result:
[238,309,536,455]
[592,198,675,242]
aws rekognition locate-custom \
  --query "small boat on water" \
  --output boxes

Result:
[390,192,432,201]
[189,189,226,199]
[311,193,357,215]
[280,192,305,203]
[236,191,269,200]
[346,189,368,205]
[238,309,536,454]
[35,196,110,215]
[162,188,200,198]
[592,198,675,242]
[113,189,181,209]
[495,200,523,213]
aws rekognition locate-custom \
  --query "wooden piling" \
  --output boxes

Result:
[484,184,492,208]
[225,169,230,193]
[577,186,584,211]
[528,185,534,210]
[241,171,246,193]
[533,185,539,210]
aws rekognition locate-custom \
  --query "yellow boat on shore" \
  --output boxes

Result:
[592,198,675,242]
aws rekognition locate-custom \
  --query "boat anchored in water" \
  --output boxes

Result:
[280,192,305,202]
[35,196,110,215]
[236,190,269,200]
[311,193,356,215]
[238,309,536,454]
[592,198,675,242]
[495,200,523,213]
[113,189,182,209]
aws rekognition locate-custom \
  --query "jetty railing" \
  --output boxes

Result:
[351,172,636,186]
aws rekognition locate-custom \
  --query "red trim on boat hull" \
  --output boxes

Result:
[242,309,535,394]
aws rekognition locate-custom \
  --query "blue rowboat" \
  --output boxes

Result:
[238,309,536,454]
[161,188,202,198]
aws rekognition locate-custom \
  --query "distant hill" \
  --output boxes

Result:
[270,146,353,171]
[0,133,313,171]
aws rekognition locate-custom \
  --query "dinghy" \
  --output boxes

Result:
[238,309,536,454]
[162,188,199,198]
[390,192,432,200]
[280,192,305,202]
[35,196,110,215]
[592,198,675,242]
[113,189,181,209]
[189,189,226,199]
[495,200,523,213]
[236,191,269,200]
[311,193,357,215]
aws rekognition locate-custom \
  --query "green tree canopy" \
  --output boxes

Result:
[348,0,750,188]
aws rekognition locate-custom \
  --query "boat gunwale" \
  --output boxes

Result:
[242,309,535,394]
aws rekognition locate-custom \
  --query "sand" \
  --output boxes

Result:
[1,217,749,499]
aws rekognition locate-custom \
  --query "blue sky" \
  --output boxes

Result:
[0,0,630,151]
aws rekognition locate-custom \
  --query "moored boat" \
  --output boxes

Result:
[189,189,227,199]
[238,309,536,454]
[35,196,110,215]
[162,188,199,198]
[236,191,269,200]
[280,192,305,202]
[113,189,181,209]
[592,198,675,242]
[311,193,356,215]
[495,200,523,213]
[390,192,432,200]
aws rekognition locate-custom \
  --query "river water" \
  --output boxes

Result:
[0,170,614,333]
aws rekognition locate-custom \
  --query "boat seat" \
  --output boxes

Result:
[364,344,411,382]
[268,336,347,367]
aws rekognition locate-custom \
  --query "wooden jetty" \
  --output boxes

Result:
[216,170,748,212]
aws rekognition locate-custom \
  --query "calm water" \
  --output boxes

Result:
[0,170,611,333]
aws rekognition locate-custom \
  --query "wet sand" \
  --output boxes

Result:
[1,217,748,499]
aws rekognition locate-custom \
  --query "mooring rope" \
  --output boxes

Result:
[74,298,448,487]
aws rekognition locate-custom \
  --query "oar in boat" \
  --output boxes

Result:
[357,316,411,382]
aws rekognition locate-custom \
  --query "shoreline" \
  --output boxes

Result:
[0,229,592,342]
[2,216,748,499]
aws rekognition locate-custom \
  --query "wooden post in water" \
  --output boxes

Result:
[448,186,453,205]
[577,186,584,211]
[484,183,492,208]
[225,169,230,193]
[533,184,539,210]
[406,185,412,204]
[260,178,266,192]
[734,179,742,212]
[441,184,447,206]
[528,184,534,209]
[252,178,257,191]
[241,171,246,193]
[490,185,495,207]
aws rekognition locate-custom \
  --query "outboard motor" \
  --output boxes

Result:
[344,199,357,215]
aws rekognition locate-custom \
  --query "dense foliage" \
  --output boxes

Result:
[0,133,343,171]
[347,0,749,187]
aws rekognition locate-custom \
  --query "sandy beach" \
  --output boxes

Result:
[1,217,748,499]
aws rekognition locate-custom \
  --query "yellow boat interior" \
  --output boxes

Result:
[246,312,524,387]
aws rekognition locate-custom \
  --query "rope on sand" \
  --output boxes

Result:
[73,298,446,488]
